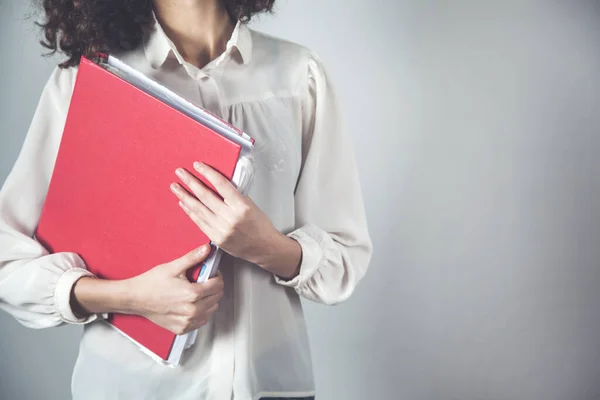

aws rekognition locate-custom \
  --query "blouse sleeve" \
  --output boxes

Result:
[0,66,106,328]
[274,52,373,305]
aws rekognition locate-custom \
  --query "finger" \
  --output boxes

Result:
[177,197,220,241]
[186,301,220,332]
[171,182,215,222]
[196,290,223,310]
[193,162,241,205]
[191,273,224,298]
[204,302,219,316]
[195,303,219,326]
[176,316,199,335]
[175,168,227,214]
[190,311,214,330]
[166,244,211,276]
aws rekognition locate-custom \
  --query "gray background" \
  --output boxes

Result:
[1,1,600,399]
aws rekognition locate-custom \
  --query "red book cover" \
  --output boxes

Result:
[35,56,242,361]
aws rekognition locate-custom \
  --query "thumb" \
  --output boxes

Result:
[167,244,212,276]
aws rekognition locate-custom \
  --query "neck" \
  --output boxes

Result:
[153,0,235,69]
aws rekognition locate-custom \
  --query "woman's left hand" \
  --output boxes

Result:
[170,161,301,279]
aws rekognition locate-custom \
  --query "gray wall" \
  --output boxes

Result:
[1,1,600,399]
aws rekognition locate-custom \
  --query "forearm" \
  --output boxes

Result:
[71,277,134,317]
[257,231,302,280]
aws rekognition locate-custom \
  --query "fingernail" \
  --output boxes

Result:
[193,161,203,171]
[197,244,210,256]
[171,183,179,192]
[175,168,185,178]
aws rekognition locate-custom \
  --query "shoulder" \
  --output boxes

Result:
[247,28,329,90]
[249,29,313,61]
[41,65,79,112]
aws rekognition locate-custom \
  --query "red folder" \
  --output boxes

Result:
[35,56,243,362]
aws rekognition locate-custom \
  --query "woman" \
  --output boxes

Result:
[0,0,372,399]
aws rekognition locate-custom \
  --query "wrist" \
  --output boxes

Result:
[257,231,302,280]
[72,277,134,316]
[114,278,138,314]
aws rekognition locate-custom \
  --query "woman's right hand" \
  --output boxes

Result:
[72,244,224,335]
[125,244,224,335]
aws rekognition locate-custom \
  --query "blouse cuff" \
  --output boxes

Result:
[274,224,329,289]
[54,267,107,324]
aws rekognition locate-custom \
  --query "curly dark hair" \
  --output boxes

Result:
[37,0,275,68]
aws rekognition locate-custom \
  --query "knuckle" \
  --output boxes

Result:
[238,204,251,218]
[177,327,188,335]
[188,251,201,263]
[231,208,244,221]
[221,228,234,243]
[192,193,204,206]
[185,288,200,302]
[185,250,199,262]
[192,284,204,300]
[194,286,205,300]
[173,325,186,335]
[181,319,194,334]
[187,203,201,216]
[204,304,218,318]
[194,184,207,199]
[182,303,196,317]
[197,319,208,328]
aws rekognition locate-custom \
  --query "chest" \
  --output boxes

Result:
[146,67,304,207]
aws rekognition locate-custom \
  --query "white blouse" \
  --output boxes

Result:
[0,16,372,400]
